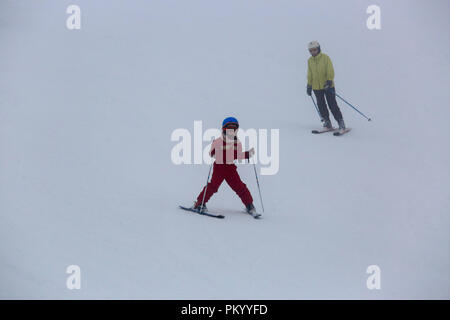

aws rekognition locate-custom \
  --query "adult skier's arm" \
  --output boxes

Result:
[325,55,335,84]
[307,60,313,86]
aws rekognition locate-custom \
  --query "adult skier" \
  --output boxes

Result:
[306,41,346,132]
[191,117,259,217]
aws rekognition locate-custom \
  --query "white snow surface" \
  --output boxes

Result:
[1,0,449,299]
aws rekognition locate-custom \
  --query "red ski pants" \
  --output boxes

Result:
[196,163,253,206]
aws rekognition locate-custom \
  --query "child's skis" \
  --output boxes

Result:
[179,205,225,219]
[179,206,261,219]
[246,209,262,219]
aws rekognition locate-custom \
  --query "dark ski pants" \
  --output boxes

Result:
[314,89,343,122]
[196,162,253,206]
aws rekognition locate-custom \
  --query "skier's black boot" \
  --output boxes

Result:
[338,119,346,130]
[245,203,261,218]
[192,202,207,213]
[246,203,256,214]
[323,119,332,129]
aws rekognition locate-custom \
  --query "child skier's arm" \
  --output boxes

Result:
[209,138,224,158]
[209,139,217,157]
[236,141,253,160]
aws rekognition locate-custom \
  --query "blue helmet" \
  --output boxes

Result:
[222,117,239,129]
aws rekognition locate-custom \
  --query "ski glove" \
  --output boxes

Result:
[307,85,312,96]
[324,80,334,93]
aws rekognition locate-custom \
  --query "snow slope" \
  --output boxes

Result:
[1,0,449,299]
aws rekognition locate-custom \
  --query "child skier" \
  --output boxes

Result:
[192,117,258,216]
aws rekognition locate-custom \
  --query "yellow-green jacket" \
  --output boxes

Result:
[307,53,335,90]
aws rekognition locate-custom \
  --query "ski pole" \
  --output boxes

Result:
[252,157,265,213]
[310,95,324,122]
[199,161,213,214]
[335,92,372,121]
[199,138,217,213]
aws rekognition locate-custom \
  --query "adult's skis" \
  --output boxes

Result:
[333,128,352,136]
[311,128,337,134]
[311,127,352,136]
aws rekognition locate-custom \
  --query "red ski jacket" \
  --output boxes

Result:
[210,136,250,164]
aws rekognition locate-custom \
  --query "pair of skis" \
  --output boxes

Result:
[311,127,352,136]
[179,205,261,219]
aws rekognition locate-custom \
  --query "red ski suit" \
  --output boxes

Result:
[196,135,253,206]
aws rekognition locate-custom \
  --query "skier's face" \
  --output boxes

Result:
[223,127,238,139]
[309,47,319,56]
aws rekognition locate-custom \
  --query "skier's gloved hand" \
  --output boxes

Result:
[248,147,255,158]
[307,85,312,96]
[324,80,334,93]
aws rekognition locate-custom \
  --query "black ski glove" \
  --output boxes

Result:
[324,80,334,93]
[307,85,312,96]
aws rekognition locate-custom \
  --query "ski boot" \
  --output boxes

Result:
[333,119,351,136]
[323,119,333,130]
[191,202,207,213]
[336,119,347,134]
[245,203,261,219]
